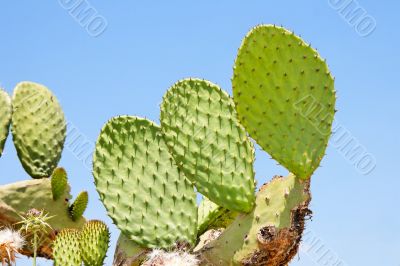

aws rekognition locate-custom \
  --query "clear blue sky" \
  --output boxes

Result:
[0,1,398,265]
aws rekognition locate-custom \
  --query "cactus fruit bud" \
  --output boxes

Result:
[51,167,68,200]
[69,191,88,221]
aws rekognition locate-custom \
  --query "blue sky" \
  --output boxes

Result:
[0,1,398,265]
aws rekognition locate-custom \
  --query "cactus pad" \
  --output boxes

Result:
[93,116,197,248]
[0,88,12,157]
[197,174,310,265]
[11,81,66,178]
[53,229,82,266]
[51,167,68,200]
[80,220,110,266]
[161,79,256,212]
[233,25,336,179]
[69,191,88,221]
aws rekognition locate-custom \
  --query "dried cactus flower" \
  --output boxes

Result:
[0,228,25,265]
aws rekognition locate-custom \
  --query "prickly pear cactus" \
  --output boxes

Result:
[11,81,66,178]
[80,220,110,266]
[232,25,336,179]
[0,88,12,157]
[196,174,310,265]
[161,79,255,212]
[93,116,197,248]
[53,229,82,266]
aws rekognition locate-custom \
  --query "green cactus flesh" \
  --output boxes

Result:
[93,116,197,248]
[53,229,82,266]
[232,25,336,179]
[196,174,310,265]
[160,79,256,212]
[0,88,12,157]
[80,220,110,266]
[113,233,148,266]
[51,167,68,200]
[197,196,238,236]
[69,191,89,221]
[0,178,85,231]
[11,81,66,178]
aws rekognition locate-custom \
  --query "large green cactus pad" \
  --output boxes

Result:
[161,79,255,212]
[0,88,12,157]
[197,174,310,265]
[11,82,66,178]
[93,116,197,248]
[233,25,336,179]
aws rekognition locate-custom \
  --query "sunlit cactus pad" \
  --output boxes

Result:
[233,25,336,179]
[161,79,256,212]
[0,88,12,157]
[11,82,66,178]
[93,116,197,248]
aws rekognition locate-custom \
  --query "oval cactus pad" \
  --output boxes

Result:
[161,79,256,213]
[12,82,66,178]
[233,25,336,179]
[93,116,197,248]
